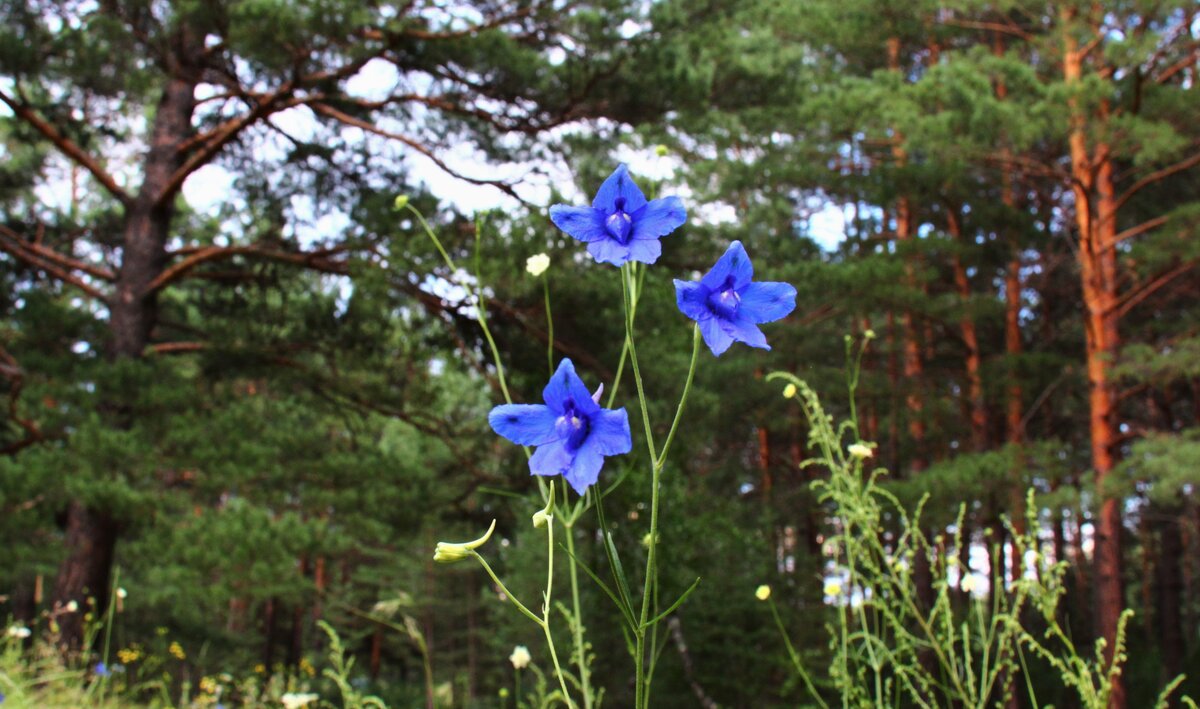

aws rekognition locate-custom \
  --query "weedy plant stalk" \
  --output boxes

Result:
[765,335,1194,709]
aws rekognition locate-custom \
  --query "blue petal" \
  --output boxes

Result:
[563,442,604,494]
[627,237,662,264]
[530,439,573,477]
[720,311,770,350]
[549,205,607,243]
[630,197,686,241]
[488,404,559,446]
[591,164,648,214]
[586,408,632,456]
[674,280,712,322]
[542,359,600,415]
[586,238,632,266]
[700,241,754,291]
[698,315,735,356]
[739,281,797,323]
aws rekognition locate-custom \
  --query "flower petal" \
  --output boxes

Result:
[698,315,735,356]
[720,311,770,350]
[489,404,559,446]
[674,280,712,322]
[626,237,662,264]
[700,240,754,291]
[739,281,797,323]
[586,408,632,456]
[549,205,607,243]
[563,442,604,495]
[530,439,573,478]
[542,358,600,415]
[630,197,686,241]
[586,238,632,266]
[591,164,648,214]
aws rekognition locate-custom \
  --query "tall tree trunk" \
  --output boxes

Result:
[1062,11,1125,705]
[946,207,987,452]
[51,49,199,647]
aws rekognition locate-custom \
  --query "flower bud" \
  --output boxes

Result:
[755,584,771,601]
[393,195,410,211]
[526,253,550,277]
[433,520,497,563]
[654,144,669,157]
[848,442,874,459]
[782,383,797,399]
[531,509,551,529]
[509,645,532,669]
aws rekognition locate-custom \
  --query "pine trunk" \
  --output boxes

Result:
[1062,11,1125,705]
[51,59,198,647]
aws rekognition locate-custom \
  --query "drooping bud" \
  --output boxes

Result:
[782,383,797,399]
[393,195,410,211]
[434,519,497,563]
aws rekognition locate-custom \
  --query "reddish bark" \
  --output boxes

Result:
[1062,10,1125,704]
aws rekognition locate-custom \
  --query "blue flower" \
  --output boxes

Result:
[549,164,686,266]
[488,359,632,494]
[94,661,109,677]
[674,241,797,356]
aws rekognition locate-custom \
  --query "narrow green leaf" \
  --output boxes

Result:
[640,577,702,630]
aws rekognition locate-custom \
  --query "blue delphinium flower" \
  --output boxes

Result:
[549,164,686,266]
[489,359,632,494]
[674,240,797,356]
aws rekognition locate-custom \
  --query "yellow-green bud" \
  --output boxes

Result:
[393,195,410,211]
[654,144,669,157]
[532,509,551,529]
[526,253,550,277]
[848,442,874,459]
[864,329,877,339]
[783,383,797,399]
[755,584,771,601]
[433,519,496,563]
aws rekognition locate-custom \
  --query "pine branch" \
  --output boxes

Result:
[0,88,132,207]
[0,226,109,301]
[308,102,525,201]
[145,244,352,294]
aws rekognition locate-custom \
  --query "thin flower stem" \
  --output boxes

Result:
[563,517,593,709]
[768,598,830,709]
[474,215,514,404]
[470,552,542,626]
[656,324,701,468]
[409,206,514,403]
[405,203,455,272]
[621,263,658,464]
[541,513,576,708]
[543,276,555,378]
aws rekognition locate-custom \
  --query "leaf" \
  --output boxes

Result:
[559,542,637,630]
[640,577,701,630]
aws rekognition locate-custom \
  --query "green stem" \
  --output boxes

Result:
[541,517,575,708]
[658,324,701,465]
[470,553,542,626]
[563,519,593,709]
[621,263,658,463]
[768,598,830,709]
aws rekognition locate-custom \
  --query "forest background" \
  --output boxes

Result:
[1,1,1199,707]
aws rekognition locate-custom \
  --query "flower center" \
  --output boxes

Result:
[605,197,633,244]
[707,277,741,319]
[555,400,591,451]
